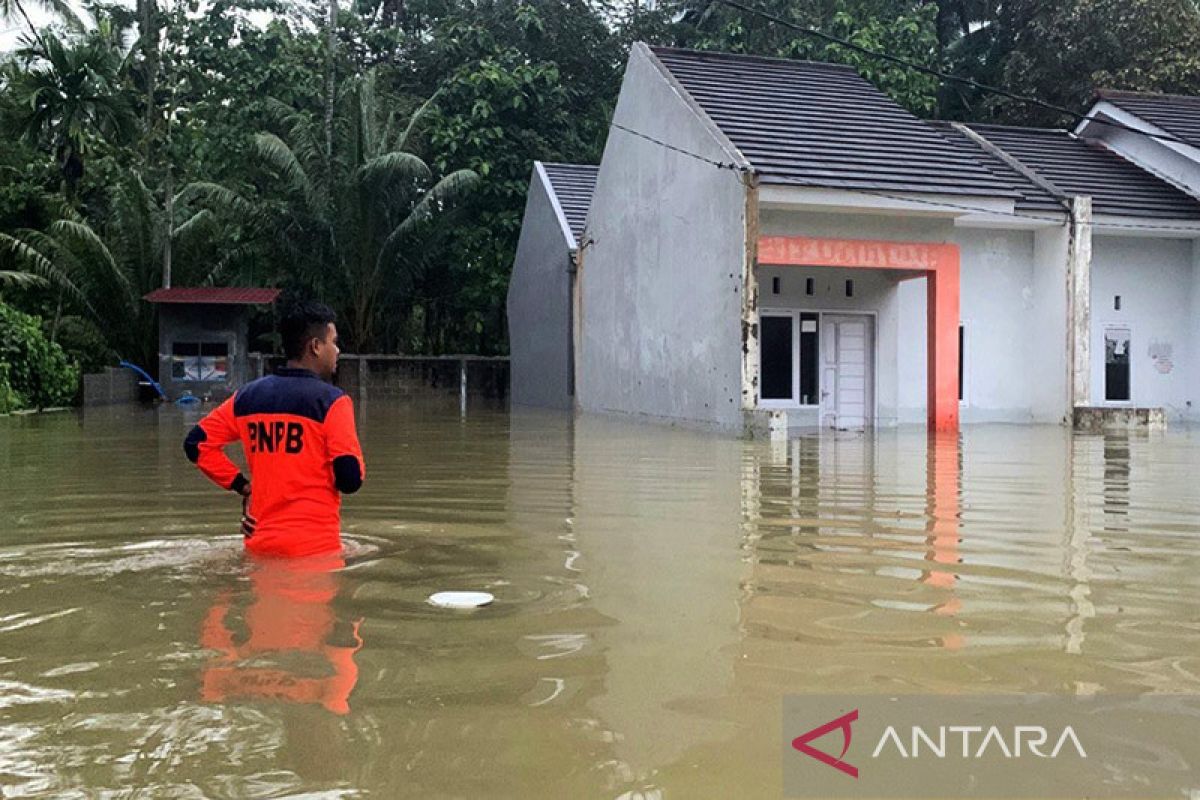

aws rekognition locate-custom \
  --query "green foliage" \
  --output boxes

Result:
[1,174,246,368]
[239,69,478,351]
[989,0,1200,125]
[667,0,941,113]
[0,300,78,411]
[2,22,136,193]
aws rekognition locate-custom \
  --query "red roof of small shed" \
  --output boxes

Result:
[143,287,281,305]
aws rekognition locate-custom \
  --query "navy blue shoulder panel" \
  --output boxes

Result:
[233,373,346,422]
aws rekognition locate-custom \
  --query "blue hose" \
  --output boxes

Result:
[118,360,167,400]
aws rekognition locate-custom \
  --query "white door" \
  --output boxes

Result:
[820,315,873,430]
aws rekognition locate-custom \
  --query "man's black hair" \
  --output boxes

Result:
[280,300,337,360]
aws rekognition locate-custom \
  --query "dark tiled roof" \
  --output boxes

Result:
[648,46,1015,199]
[1097,89,1200,149]
[930,122,1064,215]
[965,124,1200,220]
[540,162,598,246]
[144,287,281,305]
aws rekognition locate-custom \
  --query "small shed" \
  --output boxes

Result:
[144,287,280,400]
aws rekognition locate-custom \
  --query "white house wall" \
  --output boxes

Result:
[900,228,1052,424]
[758,210,1067,425]
[1029,224,1071,421]
[1089,235,1197,419]
[1193,241,1200,417]
[578,45,748,429]
[507,169,575,409]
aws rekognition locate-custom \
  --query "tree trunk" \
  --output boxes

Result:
[325,0,337,172]
[163,168,173,288]
[138,0,159,164]
[49,290,63,344]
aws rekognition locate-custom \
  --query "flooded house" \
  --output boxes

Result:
[509,44,1200,434]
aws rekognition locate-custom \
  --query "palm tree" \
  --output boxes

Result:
[4,24,135,195]
[249,70,478,351]
[0,175,245,366]
[0,0,80,50]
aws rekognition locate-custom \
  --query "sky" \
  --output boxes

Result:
[1,0,93,51]
[1,0,282,52]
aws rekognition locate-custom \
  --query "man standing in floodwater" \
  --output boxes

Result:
[184,301,365,557]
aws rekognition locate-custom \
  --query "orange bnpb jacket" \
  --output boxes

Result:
[184,367,365,557]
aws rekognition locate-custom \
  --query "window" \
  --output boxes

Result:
[958,324,964,401]
[799,313,819,405]
[1104,327,1131,402]
[845,279,854,298]
[172,342,229,381]
[760,315,794,401]
[772,276,781,295]
[805,278,815,296]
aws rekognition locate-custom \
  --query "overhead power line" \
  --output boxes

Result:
[610,121,748,172]
[710,0,1200,152]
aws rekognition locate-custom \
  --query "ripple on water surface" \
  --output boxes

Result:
[0,405,1199,797]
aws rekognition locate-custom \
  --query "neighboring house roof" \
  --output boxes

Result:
[1095,89,1200,149]
[931,122,1064,215]
[647,46,1016,199]
[539,162,598,249]
[962,124,1200,219]
[144,287,281,305]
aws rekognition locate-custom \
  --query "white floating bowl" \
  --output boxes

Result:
[428,591,495,610]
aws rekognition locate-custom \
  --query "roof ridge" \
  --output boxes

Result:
[1098,88,1200,103]
[541,162,599,170]
[950,123,1068,202]
[963,122,1072,135]
[647,44,859,73]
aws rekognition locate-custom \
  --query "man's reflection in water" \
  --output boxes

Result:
[200,553,363,715]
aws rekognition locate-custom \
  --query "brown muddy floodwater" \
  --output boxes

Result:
[1,402,1199,798]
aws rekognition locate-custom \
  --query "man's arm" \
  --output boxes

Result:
[324,394,365,494]
[184,396,249,495]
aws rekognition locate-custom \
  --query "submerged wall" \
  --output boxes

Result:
[1089,235,1196,419]
[579,44,748,430]
[901,225,1067,424]
[755,210,1071,426]
[508,167,575,410]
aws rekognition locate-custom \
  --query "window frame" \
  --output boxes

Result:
[758,309,822,409]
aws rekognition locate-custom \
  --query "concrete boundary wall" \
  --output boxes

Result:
[82,367,140,407]
[85,355,508,407]
[249,353,509,402]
